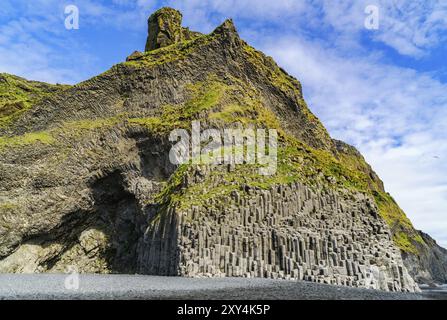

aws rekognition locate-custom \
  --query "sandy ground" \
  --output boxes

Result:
[0,274,445,300]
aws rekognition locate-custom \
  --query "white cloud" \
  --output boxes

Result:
[0,10,82,83]
[0,0,147,83]
[370,1,447,57]
[314,0,447,58]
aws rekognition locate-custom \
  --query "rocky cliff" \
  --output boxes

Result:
[0,7,445,291]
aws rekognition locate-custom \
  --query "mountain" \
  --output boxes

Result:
[0,7,445,292]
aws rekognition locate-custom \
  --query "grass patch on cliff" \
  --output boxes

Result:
[209,98,282,131]
[128,117,165,132]
[128,76,228,134]
[125,32,216,69]
[156,145,371,212]
[373,191,414,230]
[0,73,69,128]
[373,191,425,253]
[394,232,419,254]
[242,45,331,145]
[153,135,381,212]
[57,116,125,137]
[0,202,17,213]
[0,132,54,151]
[243,45,298,93]
[0,115,127,154]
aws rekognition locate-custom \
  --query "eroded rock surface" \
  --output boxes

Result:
[145,7,202,52]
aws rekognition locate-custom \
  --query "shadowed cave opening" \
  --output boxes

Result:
[27,169,143,273]
[88,170,141,273]
[29,134,177,274]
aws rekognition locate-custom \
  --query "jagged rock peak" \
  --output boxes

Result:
[145,7,202,52]
[210,18,241,46]
[213,18,238,35]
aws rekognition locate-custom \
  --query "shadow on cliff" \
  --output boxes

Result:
[24,133,179,274]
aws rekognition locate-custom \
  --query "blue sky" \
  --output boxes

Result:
[1,0,446,247]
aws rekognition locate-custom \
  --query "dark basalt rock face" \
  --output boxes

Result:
[145,7,202,52]
[402,232,447,284]
[0,7,445,291]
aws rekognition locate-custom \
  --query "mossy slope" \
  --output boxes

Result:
[0,73,69,128]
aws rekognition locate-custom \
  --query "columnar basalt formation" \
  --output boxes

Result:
[138,168,418,292]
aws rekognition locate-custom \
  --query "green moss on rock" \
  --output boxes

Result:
[128,76,228,134]
[373,191,425,253]
[242,45,332,147]
[128,32,215,70]
[145,7,185,52]
[0,131,54,151]
[0,73,69,128]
